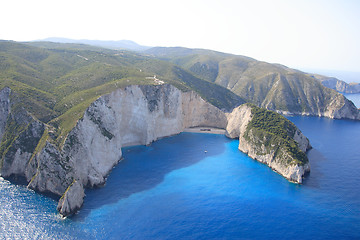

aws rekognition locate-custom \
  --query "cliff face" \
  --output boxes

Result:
[323,94,360,120]
[0,84,227,217]
[0,87,45,182]
[57,85,226,191]
[0,87,11,142]
[226,104,311,183]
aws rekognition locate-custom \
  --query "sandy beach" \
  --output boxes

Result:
[183,127,226,135]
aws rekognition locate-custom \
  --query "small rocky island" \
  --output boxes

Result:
[226,104,311,183]
[0,84,311,216]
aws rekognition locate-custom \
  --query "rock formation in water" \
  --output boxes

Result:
[226,104,311,183]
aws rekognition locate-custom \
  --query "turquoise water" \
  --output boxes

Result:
[1,116,360,239]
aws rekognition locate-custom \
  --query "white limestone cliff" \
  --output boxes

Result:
[28,84,226,216]
[57,180,85,217]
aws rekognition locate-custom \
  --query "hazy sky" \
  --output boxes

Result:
[1,0,360,73]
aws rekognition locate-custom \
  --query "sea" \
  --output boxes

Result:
[1,116,360,240]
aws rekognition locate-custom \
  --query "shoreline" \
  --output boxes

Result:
[183,127,226,135]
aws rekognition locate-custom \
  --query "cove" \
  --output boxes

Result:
[0,116,360,239]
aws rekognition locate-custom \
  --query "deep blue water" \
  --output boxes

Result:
[1,116,360,239]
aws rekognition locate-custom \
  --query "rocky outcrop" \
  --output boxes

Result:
[323,94,360,120]
[226,104,311,183]
[0,120,44,179]
[28,141,73,196]
[0,90,45,182]
[57,180,85,217]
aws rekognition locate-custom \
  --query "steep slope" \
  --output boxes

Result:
[0,41,244,141]
[145,47,360,120]
[0,41,243,115]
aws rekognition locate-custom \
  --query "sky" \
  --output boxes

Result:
[1,0,360,75]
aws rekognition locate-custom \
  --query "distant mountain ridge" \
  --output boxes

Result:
[307,73,360,93]
[34,39,360,94]
[0,40,243,126]
[36,37,151,51]
[144,46,360,119]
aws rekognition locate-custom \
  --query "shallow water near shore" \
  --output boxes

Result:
[1,116,360,239]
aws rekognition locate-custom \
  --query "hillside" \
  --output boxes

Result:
[0,41,244,144]
[145,47,360,119]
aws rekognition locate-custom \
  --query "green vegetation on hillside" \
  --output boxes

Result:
[0,41,244,149]
[145,46,343,114]
[0,114,25,166]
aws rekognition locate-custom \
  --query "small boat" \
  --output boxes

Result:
[204,150,208,153]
